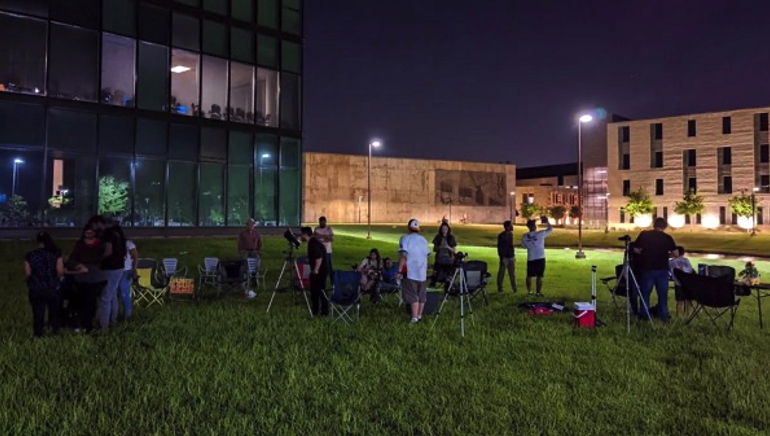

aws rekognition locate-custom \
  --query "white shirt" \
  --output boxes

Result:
[521,224,553,261]
[399,232,430,282]
[314,226,334,254]
[669,257,693,285]
[124,240,136,271]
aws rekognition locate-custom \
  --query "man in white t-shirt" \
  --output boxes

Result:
[119,239,139,320]
[399,219,431,323]
[521,216,553,297]
[314,216,335,284]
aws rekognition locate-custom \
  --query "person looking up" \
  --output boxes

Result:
[521,216,553,297]
[496,220,517,293]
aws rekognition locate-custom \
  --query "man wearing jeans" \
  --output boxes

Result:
[634,217,677,322]
[496,220,517,293]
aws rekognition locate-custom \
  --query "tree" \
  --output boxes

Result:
[623,187,654,219]
[520,202,545,220]
[674,190,704,231]
[98,176,129,216]
[549,205,566,226]
[2,195,29,226]
[728,191,756,218]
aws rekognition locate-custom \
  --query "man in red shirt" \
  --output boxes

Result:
[238,218,262,259]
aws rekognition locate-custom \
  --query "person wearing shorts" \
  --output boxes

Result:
[521,216,552,297]
[398,219,430,323]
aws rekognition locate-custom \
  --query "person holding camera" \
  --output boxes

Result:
[430,222,457,288]
[399,219,431,323]
[300,227,329,317]
[633,217,677,322]
[496,220,517,293]
[522,216,553,296]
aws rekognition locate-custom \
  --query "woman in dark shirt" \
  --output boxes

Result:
[24,232,64,337]
[67,225,104,333]
[430,223,457,287]
[98,222,127,329]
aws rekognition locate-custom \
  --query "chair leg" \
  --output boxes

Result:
[685,305,702,325]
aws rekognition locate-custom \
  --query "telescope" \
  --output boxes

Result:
[283,228,301,249]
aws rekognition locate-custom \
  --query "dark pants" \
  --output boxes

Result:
[640,269,670,322]
[431,262,454,288]
[29,291,61,337]
[325,253,334,285]
[497,257,517,292]
[309,272,329,316]
[73,282,104,332]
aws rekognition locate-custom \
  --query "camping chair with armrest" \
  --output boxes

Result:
[378,265,402,307]
[133,258,169,307]
[676,269,741,330]
[245,257,268,291]
[217,259,247,296]
[159,258,188,281]
[197,257,220,291]
[328,270,362,325]
[462,260,490,306]
[600,264,640,309]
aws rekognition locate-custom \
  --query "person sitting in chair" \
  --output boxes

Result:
[669,245,693,317]
[357,248,383,303]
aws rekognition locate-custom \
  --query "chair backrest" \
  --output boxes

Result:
[163,258,178,276]
[219,260,245,282]
[332,270,362,301]
[463,261,488,290]
[204,257,219,274]
[707,265,736,283]
[246,257,260,274]
[676,269,736,308]
[381,265,399,282]
[136,258,158,271]
[136,267,154,289]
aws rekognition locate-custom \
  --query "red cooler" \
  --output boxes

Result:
[573,302,595,328]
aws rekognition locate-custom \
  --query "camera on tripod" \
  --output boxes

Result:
[283,228,301,250]
[453,251,468,266]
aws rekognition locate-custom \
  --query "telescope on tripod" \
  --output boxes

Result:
[432,251,475,337]
[266,229,313,316]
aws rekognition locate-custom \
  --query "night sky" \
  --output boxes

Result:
[303,0,770,168]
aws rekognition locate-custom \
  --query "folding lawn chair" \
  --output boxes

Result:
[378,265,402,307]
[463,260,490,306]
[328,270,362,325]
[600,264,640,309]
[133,258,169,307]
[160,258,188,280]
[217,260,247,295]
[676,269,741,330]
[245,257,267,291]
[197,257,220,290]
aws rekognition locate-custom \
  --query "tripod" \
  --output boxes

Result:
[620,238,654,332]
[432,262,475,337]
[266,245,313,317]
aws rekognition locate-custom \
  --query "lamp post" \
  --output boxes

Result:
[604,193,610,233]
[367,140,381,239]
[576,114,593,259]
[509,191,516,221]
[752,187,759,236]
[11,158,24,197]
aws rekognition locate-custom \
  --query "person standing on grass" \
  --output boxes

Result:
[24,232,65,338]
[399,219,431,323]
[301,226,329,316]
[521,216,553,297]
[430,222,456,287]
[669,245,694,317]
[238,218,262,259]
[314,216,335,285]
[99,219,127,329]
[496,220,517,293]
[117,226,138,321]
[634,217,677,322]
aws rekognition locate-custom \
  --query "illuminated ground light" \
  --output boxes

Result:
[737,216,754,230]
[701,215,720,229]
[739,256,756,262]
[635,214,652,228]
[668,214,685,229]
[705,253,723,260]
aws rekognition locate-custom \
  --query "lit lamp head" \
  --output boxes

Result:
[579,114,593,123]
[14,158,24,164]
[754,187,760,193]
[370,140,382,148]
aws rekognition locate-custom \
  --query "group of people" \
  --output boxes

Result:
[23,215,138,337]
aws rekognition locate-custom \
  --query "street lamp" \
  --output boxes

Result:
[367,140,382,239]
[576,114,593,259]
[604,192,610,233]
[11,158,24,197]
[752,187,759,236]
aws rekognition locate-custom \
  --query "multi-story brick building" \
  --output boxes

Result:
[607,107,770,228]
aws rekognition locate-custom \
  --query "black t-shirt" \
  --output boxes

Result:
[101,228,127,271]
[634,229,676,271]
[25,248,61,293]
[307,237,328,275]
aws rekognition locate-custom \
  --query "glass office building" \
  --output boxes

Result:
[0,0,302,231]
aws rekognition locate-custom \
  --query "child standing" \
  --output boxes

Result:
[669,246,693,317]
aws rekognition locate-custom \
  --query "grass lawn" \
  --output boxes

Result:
[1,226,770,435]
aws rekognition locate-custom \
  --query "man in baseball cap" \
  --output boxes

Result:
[399,218,430,323]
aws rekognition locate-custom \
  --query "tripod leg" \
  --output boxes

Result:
[629,270,654,327]
[465,276,475,326]
[293,261,313,318]
[267,260,289,313]
[431,292,451,329]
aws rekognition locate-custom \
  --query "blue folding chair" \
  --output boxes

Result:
[329,270,362,324]
[379,265,402,307]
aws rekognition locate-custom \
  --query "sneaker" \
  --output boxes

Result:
[536,292,544,297]
[411,317,420,324]
[528,291,534,296]
[73,328,82,334]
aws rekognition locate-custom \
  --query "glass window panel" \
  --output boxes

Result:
[97,157,133,225]
[231,27,254,63]
[280,137,300,168]
[258,0,277,28]
[138,2,170,45]
[51,0,99,28]
[229,131,253,165]
[229,62,254,123]
[279,169,299,226]
[0,0,48,17]
[257,35,278,68]
[137,42,169,112]
[281,40,301,73]
[103,0,136,36]
[199,163,224,226]
[281,0,301,35]
[255,167,276,226]
[232,0,252,22]
[173,13,200,51]
[201,127,226,161]
[201,55,228,120]
[280,73,301,130]
[43,153,96,227]
[0,101,44,148]
[168,161,196,226]
[134,159,166,227]
[0,148,44,227]
[202,20,228,56]
[171,50,200,116]
[136,118,167,157]
[169,124,199,161]
[256,134,277,167]
[0,13,46,96]
[227,165,250,226]
[101,34,136,107]
[49,24,98,101]
[203,0,227,15]
[256,68,278,127]
[99,115,134,154]
[48,108,97,153]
